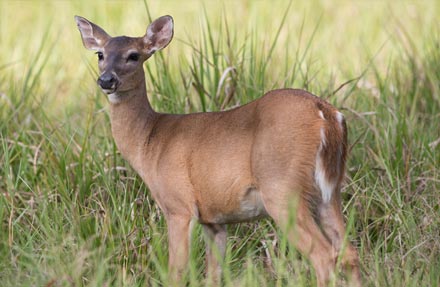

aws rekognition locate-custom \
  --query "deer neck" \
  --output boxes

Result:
[108,78,158,170]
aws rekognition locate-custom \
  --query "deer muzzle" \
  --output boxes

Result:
[97,72,119,93]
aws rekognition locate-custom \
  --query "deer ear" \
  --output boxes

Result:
[143,15,174,55]
[75,16,111,50]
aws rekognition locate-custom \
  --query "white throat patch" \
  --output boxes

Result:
[108,92,122,104]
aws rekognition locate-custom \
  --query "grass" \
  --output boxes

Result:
[1,0,439,286]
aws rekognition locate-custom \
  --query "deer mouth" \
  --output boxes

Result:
[101,87,118,94]
[98,82,119,95]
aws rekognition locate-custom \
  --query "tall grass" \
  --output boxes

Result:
[1,0,439,286]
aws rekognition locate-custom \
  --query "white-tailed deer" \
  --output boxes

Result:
[75,15,361,287]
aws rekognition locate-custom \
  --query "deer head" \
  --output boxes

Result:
[75,15,173,99]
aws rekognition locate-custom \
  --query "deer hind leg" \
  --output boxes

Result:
[202,223,227,284]
[167,215,194,285]
[261,189,337,287]
[318,192,362,287]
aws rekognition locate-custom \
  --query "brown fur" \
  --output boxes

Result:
[75,15,361,287]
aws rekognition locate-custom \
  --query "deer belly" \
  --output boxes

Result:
[199,185,268,224]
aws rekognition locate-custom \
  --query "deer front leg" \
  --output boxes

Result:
[202,223,227,284]
[167,215,193,285]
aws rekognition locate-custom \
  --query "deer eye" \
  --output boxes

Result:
[96,52,104,61]
[127,52,140,62]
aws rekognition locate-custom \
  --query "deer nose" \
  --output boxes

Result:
[97,73,118,90]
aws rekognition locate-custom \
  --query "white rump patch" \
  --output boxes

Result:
[315,127,336,203]
[318,110,325,120]
[320,126,326,147]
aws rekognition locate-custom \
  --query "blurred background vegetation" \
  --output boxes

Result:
[0,1,439,286]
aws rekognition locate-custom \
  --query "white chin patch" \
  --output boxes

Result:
[107,93,122,104]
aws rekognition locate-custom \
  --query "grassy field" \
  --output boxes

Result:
[1,0,439,286]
